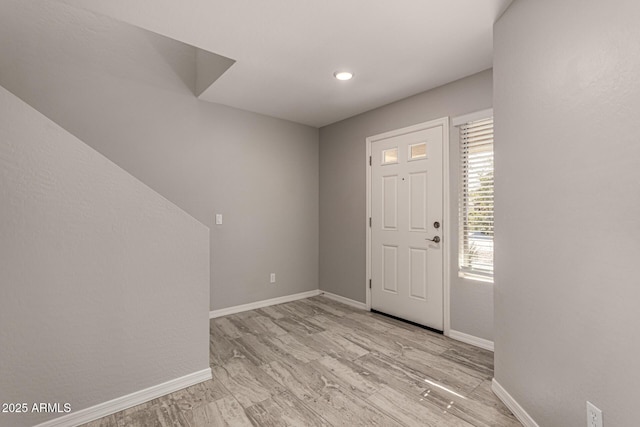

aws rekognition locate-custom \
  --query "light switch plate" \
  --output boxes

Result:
[587,401,603,427]
[215,214,223,225]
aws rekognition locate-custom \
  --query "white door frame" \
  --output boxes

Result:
[366,117,451,336]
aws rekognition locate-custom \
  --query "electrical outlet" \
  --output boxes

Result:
[587,401,603,427]
[269,273,276,283]
[215,214,223,225]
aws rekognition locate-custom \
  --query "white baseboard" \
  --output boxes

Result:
[448,330,494,352]
[319,291,367,310]
[35,368,212,427]
[491,378,540,427]
[209,289,321,319]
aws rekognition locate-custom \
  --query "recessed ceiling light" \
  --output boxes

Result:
[334,71,354,81]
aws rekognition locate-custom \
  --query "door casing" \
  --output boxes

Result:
[366,117,451,336]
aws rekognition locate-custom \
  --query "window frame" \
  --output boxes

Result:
[453,109,494,283]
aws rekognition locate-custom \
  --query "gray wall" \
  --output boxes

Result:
[494,1,640,425]
[0,85,210,427]
[0,1,319,311]
[319,69,494,340]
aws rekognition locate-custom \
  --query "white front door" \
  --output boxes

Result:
[369,119,446,330]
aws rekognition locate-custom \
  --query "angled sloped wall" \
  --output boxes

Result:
[0,0,319,313]
[0,85,210,427]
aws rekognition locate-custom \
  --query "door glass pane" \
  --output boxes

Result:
[382,147,398,164]
[410,142,427,160]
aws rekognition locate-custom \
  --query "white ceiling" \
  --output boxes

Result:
[59,0,512,127]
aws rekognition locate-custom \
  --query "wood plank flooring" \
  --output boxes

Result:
[81,296,520,427]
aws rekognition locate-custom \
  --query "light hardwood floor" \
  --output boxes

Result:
[82,296,520,426]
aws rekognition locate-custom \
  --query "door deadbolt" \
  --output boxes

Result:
[433,221,440,229]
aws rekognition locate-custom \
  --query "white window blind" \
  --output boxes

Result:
[459,117,494,281]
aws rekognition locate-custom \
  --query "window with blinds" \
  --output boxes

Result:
[459,116,494,281]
